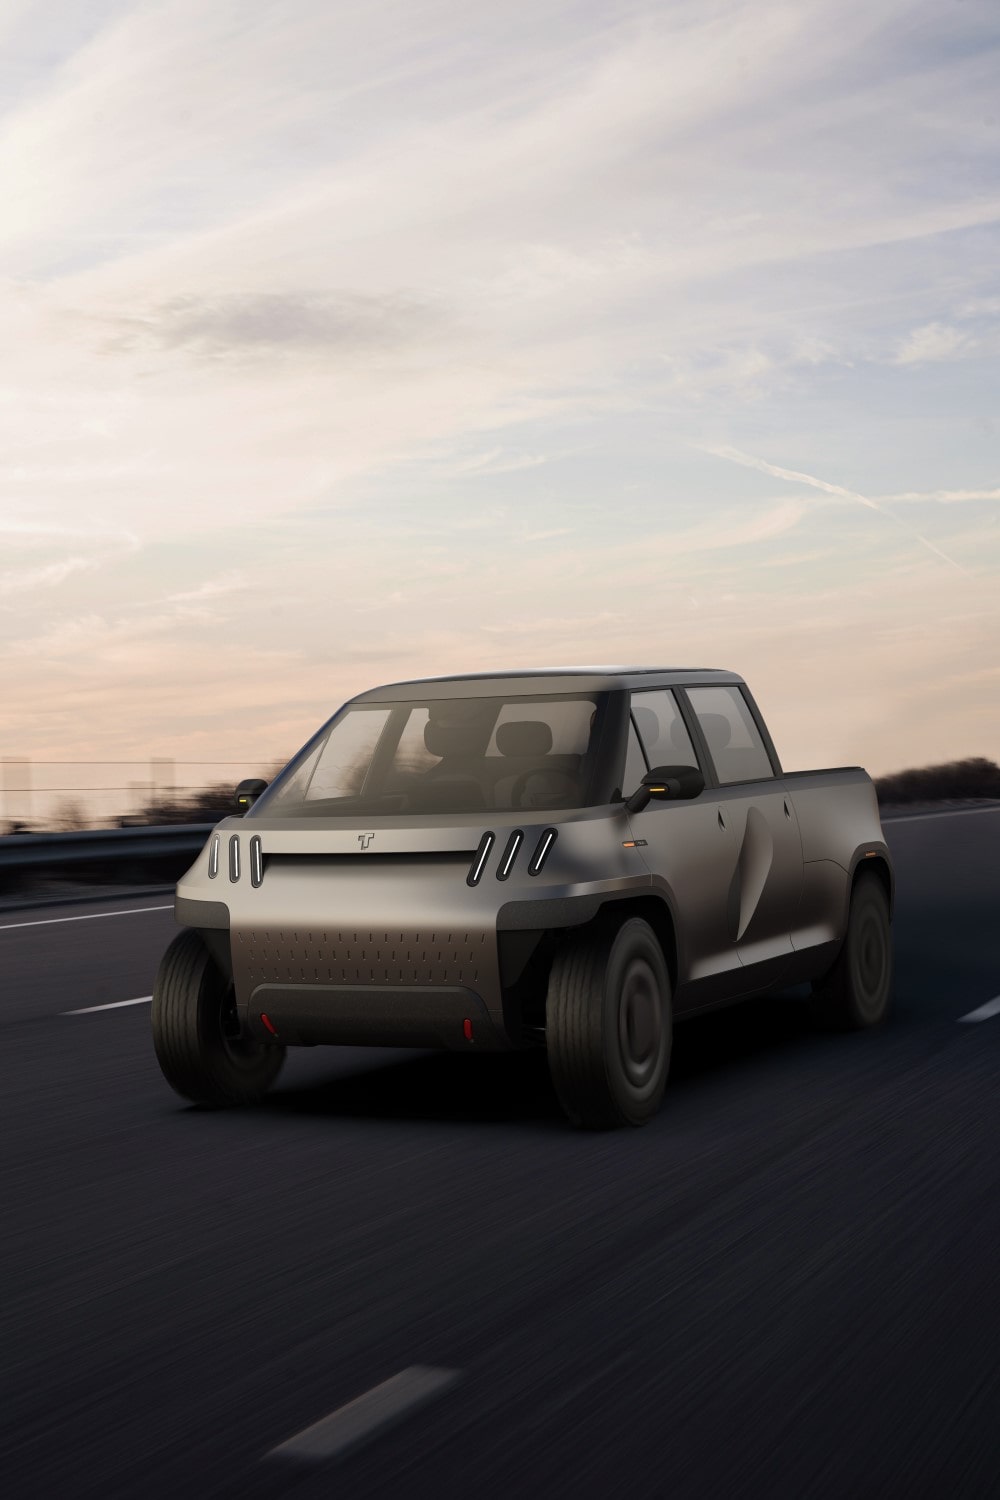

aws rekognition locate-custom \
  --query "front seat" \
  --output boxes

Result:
[420,718,489,809]
[493,721,580,810]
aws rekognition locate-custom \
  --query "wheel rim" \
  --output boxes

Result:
[852,902,889,1021]
[617,957,664,1089]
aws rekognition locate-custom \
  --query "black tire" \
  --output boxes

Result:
[151,929,285,1106]
[810,871,893,1031]
[546,916,672,1129]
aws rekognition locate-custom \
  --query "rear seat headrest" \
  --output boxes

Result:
[496,720,553,757]
[697,712,732,750]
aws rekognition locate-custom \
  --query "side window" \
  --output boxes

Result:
[686,686,773,784]
[305,708,391,800]
[630,690,699,770]
[621,719,647,795]
[392,707,439,775]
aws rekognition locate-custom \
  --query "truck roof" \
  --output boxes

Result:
[354,666,745,702]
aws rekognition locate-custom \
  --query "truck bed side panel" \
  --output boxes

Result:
[783,768,891,962]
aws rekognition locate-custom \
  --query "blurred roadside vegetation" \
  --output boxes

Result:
[4,757,1000,836]
[873,757,1000,805]
[115,765,284,827]
[117,755,1000,819]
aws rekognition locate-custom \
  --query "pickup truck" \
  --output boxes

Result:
[153,667,894,1129]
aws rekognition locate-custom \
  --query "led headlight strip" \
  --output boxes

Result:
[466,831,495,887]
[528,827,557,875]
[496,830,524,881]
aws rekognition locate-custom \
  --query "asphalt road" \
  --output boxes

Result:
[2,808,999,1499]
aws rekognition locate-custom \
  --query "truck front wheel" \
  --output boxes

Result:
[151,929,285,1106]
[810,871,893,1030]
[546,916,672,1129]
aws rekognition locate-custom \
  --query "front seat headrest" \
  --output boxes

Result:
[496,720,553,757]
[424,720,490,758]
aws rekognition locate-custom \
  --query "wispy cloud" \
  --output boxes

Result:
[893,322,973,365]
[107,291,440,358]
[702,446,972,573]
[877,487,1000,504]
[1,0,999,785]
[165,571,249,605]
[442,450,549,478]
[0,556,95,597]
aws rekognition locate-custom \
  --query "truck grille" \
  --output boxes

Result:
[235,927,490,988]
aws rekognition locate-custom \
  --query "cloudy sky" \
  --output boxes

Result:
[2,0,999,802]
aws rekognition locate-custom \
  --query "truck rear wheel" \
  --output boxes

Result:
[546,916,672,1129]
[810,871,892,1030]
[152,929,285,1106]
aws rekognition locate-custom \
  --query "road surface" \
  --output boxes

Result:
[1,808,998,1498]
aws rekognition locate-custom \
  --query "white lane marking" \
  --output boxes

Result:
[958,996,1000,1024]
[0,904,172,934]
[269,1366,460,1464]
[884,804,1000,823]
[63,995,153,1015]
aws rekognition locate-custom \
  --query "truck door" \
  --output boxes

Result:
[627,691,749,1010]
[680,685,803,990]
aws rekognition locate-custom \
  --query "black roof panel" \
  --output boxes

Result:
[353,666,744,702]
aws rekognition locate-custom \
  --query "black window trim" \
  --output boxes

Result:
[630,687,715,788]
[629,711,650,773]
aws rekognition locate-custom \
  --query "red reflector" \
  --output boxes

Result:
[260,1012,278,1037]
[463,1018,473,1042]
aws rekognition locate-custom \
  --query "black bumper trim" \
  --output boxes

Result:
[175,895,230,929]
[244,982,502,1050]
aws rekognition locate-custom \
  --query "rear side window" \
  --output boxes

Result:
[630,690,699,770]
[686,686,774,784]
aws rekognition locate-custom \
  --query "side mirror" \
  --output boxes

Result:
[235,778,268,812]
[624,764,705,814]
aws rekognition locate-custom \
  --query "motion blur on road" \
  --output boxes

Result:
[2,807,999,1499]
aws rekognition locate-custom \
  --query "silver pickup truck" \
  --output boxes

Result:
[153,667,893,1129]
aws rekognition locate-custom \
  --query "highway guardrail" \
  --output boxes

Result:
[0,824,214,895]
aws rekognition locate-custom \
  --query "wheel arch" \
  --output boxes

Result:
[497,891,678,1043]
[849,848,894,919]
[591,893,678,992]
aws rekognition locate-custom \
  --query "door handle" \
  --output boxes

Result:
[783,799,791,818]
[717,810,726,831]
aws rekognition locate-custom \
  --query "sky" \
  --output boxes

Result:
[2,0,999,804]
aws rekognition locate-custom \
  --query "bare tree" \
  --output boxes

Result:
[51,798,88,832]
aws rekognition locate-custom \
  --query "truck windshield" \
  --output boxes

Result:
[252,693,608,816]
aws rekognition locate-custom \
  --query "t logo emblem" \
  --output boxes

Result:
[357,833,375,850]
